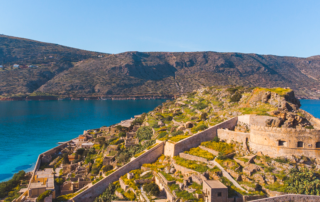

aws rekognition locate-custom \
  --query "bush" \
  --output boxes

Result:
[76,148,85,155]
[158,131,167,139]
[118,131,126,137]
[103,165,113,172]
[55,178,64,185]
[143,183,160,196]
[37,190,52,202]
[230,93,242,102]
[136,126,153,141]
[194,102,208,110]
[62,153,70,164]
[213,136,220,142]
[124,190,135,200]
[171,130,183,137]
[0,170,25,198]
[200,112,208,120]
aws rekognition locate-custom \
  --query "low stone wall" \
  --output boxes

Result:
[250,194,320,202]
[172,162,199,175]
[164,117,238,157]
[217,129,250,146]
[71,142,165,202]
[179,153,208,163]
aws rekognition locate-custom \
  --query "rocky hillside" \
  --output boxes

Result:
[1,35,320,98]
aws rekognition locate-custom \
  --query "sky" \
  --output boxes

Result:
[0,0,319,57]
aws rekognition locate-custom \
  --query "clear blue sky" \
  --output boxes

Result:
[0,0,319,57]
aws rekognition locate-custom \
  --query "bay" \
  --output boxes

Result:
[0,99,166,182]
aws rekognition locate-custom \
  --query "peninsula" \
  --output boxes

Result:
[3,86,320,202]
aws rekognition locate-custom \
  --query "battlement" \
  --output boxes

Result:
[250,125,320,136]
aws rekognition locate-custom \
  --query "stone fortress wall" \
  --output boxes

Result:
[249,194,320,202]
[164,117,238,157]
[219,115,320,159]
[249,125,320,158]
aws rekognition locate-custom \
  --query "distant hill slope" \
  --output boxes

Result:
[0,35,320,98]
[0,35,106,95]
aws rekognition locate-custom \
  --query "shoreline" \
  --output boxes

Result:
[0,95,175,101]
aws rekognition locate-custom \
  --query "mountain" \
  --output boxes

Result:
[0,35,320,99]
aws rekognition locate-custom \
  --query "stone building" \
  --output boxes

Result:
[218,114,320,159]
[203,180,228,202]
[29,168,55,198]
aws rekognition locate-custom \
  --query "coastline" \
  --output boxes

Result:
[0,94,175,101]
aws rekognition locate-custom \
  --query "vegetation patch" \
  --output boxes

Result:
[169,135,190,143]
[201,140,234,155]
[173,156,209,173]
[185,147,215,160]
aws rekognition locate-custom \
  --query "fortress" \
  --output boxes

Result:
[218,114,320,159]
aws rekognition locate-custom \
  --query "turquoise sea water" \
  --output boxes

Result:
[0,99,166,182]
[0,99,319,182]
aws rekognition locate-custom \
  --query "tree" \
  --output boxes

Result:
[76,148,85,155]
[200,112,208,120]
[136,126,153,141]
[286,167,320,195]
[62,153,70,164]
[118,131,126,138]
[103,165,113,172]
[143,183,160,196]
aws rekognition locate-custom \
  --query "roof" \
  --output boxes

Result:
[82,142,94,146]
[204,180,227,189]
[117,118,135,128]
[79,135,86,140]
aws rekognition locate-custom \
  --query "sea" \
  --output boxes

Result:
[0,99,167,182]
[0,99,319,182]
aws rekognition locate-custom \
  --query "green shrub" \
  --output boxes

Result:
[37,190,52,202]
[103,165,113,172]
[171,130,183,137]
[191,124,208,133]
[230,93,242,102]
[55,178,64,185]
[137,126,153,141]
[158,131,167,139]
[194,102,208,110]
[143,183,160,196]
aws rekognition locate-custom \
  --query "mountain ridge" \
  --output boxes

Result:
[0,35,320,99]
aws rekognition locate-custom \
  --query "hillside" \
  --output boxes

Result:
[5,86,320,202]
[1,35,320,99]
[0,35,106,95]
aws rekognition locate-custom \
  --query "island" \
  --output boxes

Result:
[3,86,320,202]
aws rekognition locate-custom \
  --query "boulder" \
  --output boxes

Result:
[177,125,186,131]
[253,173,265,184]
[243,164,260,176]
[265,173,276,184]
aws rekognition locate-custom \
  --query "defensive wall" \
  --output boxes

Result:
[217,129,249,148]
[71,141,165,202]
[250,125,320,158]
[250,194,320,202]
[164,117,238,157]
[238,115,277,127]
